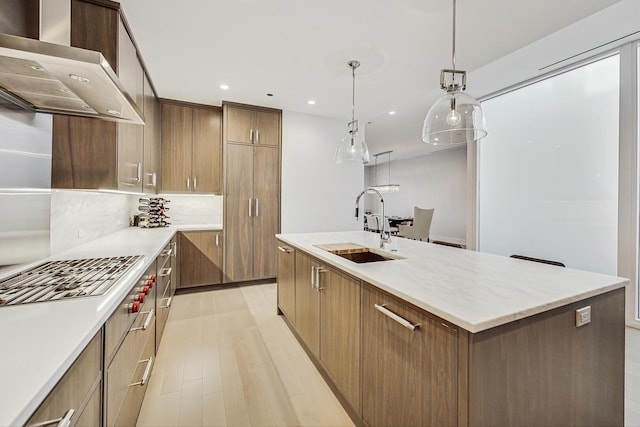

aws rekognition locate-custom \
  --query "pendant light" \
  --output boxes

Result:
[422,0,487,145]
[335,60,370,164]
[369,151,400,193]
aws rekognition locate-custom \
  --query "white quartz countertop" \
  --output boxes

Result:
[0,224,221,427]
[276,231,628,334]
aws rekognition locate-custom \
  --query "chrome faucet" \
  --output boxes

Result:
[355,188,390,248]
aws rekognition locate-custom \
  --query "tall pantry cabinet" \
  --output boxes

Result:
[223,103,281,282]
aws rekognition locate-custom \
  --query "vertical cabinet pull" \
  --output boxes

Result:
[250,129,254,143]
[248,198,252,217]
[135,162,142,183]
[151,172,157,187]
[193,175,198,190]
[186,176,191,190]
[171,242,177,257]
[27,409,75,427]
[315,267,327,291]
[215,234,220,247]
[374,304,420,331]
[130,357,154,386]
[255,129,260,143]
[310,266,316,288]
[255,198,259,217]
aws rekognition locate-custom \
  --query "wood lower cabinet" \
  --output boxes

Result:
[25,331,102,427]
[179,230,223,288]
[276,242,295,321]
[293,250,320,356]
[319,265,361,413]
[161,102,222,193]
[362,285,458,427]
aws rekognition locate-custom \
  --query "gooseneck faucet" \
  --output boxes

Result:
[355,188,390,248]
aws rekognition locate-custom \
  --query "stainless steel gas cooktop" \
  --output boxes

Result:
[0,255,143,306]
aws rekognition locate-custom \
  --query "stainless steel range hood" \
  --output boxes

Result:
[0,33,144,125]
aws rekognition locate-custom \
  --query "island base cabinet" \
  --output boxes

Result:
[362,285,458,427]
[467,287,625,427]
[179,230,223,288]
[276,242,295,321]
[294,251,320,356]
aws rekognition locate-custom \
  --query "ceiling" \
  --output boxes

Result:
[118,0,622,160]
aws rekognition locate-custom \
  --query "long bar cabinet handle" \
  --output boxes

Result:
[151,172,157,187]
[255,129,260,143]
[374,304,420,331]
[162,297,173,309]
[248,198,252,217]
[316,267,327,291]
[136,162,142,182]
[28,409,75,427]
[130,357,154,386]
[130,309,154,331]
[310,266,316,288]
[255,198,259,216]
[250,129,254,142]
[159,267,172,277]
[186,176,190,190]
[193,175,198,190]
[216,234,220,247]
[277,246,292,253]
[171,242,177,257]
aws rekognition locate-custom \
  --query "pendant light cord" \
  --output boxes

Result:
[351,64,356,123]
[451,0,456,70]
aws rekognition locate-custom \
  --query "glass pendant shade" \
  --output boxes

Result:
[422,90,487,145]
[335,129,370,164]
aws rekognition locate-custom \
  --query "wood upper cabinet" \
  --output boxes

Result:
[161,102,222,194]
[0,0,39,39]
[225,104,280,146]
[52,0,148,191]
[362,285,458,427]
[276,242,295,321]
[142,74,161,193]
[318,265,361,413]
[179,231,224,288]
[294,251,320,356]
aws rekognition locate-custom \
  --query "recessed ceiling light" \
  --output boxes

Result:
[106,109,121,115]
[389,111,396,115]
[220,84,229,90]
[308,100,316,105]
[266,93,274,97]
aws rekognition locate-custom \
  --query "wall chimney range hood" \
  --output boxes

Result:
[0,33,144,124]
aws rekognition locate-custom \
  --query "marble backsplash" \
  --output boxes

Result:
[50,191,223,255]
[160,194,222,226]
[50,190,138,255]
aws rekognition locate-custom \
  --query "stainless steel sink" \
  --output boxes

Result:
[314,243,402,264]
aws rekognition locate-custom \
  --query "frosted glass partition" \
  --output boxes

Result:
[478,55,620,275]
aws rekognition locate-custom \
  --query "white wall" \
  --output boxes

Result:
[281,111,364,233]
[365,148,467,243]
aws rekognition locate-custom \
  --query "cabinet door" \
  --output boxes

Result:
[179,231,223,288]
[362,285,458,427]
[254,110,280,146]
[319,266,361,412]
[142,74,161,193]
[225,144,254,281]
[117,19,144,109]
[0,0,39,38]
[192,108,222,193]
[294,251,320,356]
[276,243,295,321]
[52,116,117,189]
[225,106,255,144]
[161,104,192,192]
[253,146,279,278]
[70,0,118,68]
[117,122,144,192]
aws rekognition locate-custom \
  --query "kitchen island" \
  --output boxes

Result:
[276,231,627,427]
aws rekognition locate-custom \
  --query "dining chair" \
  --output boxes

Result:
[398,207,434,241]
[384,217,399,235]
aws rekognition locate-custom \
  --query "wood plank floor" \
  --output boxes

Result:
[136,283,354,427]
[138,282,640,427]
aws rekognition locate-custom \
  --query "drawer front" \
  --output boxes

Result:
[114,321,156,427]
[26,330,102,427]
[105,259,157,364]
[73,379,101,427]
[106,307,156,426]
[155,278,172,351]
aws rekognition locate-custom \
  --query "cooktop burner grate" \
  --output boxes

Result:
[0,255,143,306]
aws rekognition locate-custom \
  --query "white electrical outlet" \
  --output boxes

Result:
[575,306,591,327]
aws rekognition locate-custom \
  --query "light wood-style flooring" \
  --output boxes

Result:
[136,283,353,427]
[138,282,640,427]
